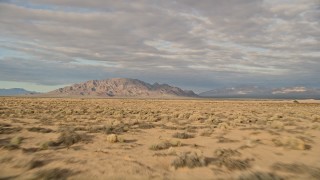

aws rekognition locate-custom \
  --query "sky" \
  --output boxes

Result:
[0,0,319,93]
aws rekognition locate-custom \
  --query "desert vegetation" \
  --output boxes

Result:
[0,97,320,179]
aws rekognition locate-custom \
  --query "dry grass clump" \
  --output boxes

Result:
[150,140,181,151]
[212,148,252,171]
[0,124,22,134]
[199,129,213,136]
[27,127,54,133]
[28,159,46,169]
[237,171,284,180]
[172,132,194,139]
[171,152,207,169]
[272,136,310,150]
[106,134,125,143]
[271,162,320,179]
[270,121,284,129]
[46,129,90,148]
[214,148,241,158]
[188,113,205,121]
[3,136,23,150]
[217,122,231,130]
[137,122,155,129]
[35,168,73,180]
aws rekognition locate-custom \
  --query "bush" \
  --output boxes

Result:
[27,127,54,133]
[272,136,310,150]
[237,171,283,180]
[150,140,181,151]
[172,132,194,139]
[171,152,207,169]
[35,168,73,180]
[106,134,124,143]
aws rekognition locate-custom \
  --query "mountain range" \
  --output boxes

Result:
[46,78,197,98]
[0,88,38,96]
[199,86,320,99]
[2,79,320,99]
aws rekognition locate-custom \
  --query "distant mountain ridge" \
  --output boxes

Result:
[199,86,320,99]
[46,78,198,97]
[0,88,38,96]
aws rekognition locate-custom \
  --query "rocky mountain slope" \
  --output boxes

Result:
[47,78,197,97]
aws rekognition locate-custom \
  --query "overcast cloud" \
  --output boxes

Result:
[0,0,319,92]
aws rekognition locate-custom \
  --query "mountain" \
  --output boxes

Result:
[0,88,38,96]
[46,78,198,98]
[199,86,320,99]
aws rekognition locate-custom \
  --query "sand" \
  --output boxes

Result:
[0,97,320,179]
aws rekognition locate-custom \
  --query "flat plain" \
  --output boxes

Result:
[1,97,320,179]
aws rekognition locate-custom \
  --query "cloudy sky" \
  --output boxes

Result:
[0,0,319,92]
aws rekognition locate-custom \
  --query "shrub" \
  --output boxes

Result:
[27,127,54,133]
[171,152,207,169]
[237,171,283,180]
[272,136,310,150]
[172,132,194,139]
[212,148,252,171]
[106,134,124,143]
[35,168,73,180]
[150,140,181,151]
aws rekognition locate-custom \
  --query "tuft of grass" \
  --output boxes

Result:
[237,171,284,180]
[57,130,82,147]
[272,136,310,150]
[27,127,54,133]
[51,129,89,148]
[271,162,320,179]
[35,168,73,180]
[212,148,252,171]
[10,136,23,146]
[150,140,181,151]
[106,134,125,143]
[171,152,207,169]
[270,121,284,129]
[214,148,241,158]
[172,132,194,139]
[28,159,46,169]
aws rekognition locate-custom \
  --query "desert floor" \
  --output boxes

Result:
[0,97,320,180]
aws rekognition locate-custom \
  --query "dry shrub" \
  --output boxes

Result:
[0,125,22,134]
[106,134,124,143]
[150,140,181,151]
[199,129,213,137]
[50,129,89,147]
[28,159,46,169]
[237,171,284,180]
[272,136,310,150]
[212,148,252,171]
[270,121,284,129]
[271,162,320,179]
[189,114,205,121]
[35,168,73,180]
[27,127,54,133]
[3,136,23,150]
[214,148,241,158]
[171,152,207,169]
[217,122,230,130]
[172,132,194,139]
[138,123,155,129]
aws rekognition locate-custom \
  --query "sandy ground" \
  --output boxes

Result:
[0,97,320,179]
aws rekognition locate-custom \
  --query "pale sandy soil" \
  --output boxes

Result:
[1,97,320,179]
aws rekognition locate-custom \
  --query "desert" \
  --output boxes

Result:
[1,97,320,179]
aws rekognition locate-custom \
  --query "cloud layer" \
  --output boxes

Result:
[0,0,319,91]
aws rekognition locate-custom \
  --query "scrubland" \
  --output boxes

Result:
[0,97,320,179]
